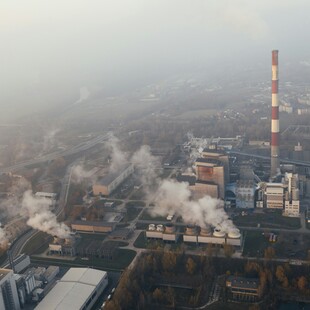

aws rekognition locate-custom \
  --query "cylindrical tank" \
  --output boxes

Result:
[149,224,156,231]
[185,225,197,235]
[227,229,241,239]
[199,225,212,236]
[156,224,164,232]
[213,227,225,238]
[164,224,175,234]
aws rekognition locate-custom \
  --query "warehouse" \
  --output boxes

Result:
[71,221,115,233]
[92,163,134,196]
[35,268,108,310]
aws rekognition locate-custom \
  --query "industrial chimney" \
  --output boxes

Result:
[271,50,279,177]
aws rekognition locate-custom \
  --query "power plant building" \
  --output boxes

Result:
[195,158,225,199]
[0,268,21,310]
[92,163,134,196]
[35,268,108,310]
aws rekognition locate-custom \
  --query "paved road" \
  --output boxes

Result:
[0,133,111,174]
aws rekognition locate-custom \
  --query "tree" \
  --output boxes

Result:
[186,257,196,275]
[264,247,275,260]
[223,244,234,258]
[276,265,289,288]
[152,288,164,303]
[162,252,177,272]
[297,276,308,291]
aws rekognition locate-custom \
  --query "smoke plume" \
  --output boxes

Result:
[43,128,60,153]
[186,132,209,161]
[0,227,8,249]
[131,145,160,194]
[107,134,128,173]
[152,179,234,232]
[21,190,70,238]
[132,145,234,232]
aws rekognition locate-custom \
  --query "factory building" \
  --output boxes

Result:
[3,254,31,273]
[71,221,115,233]
[264,183,284,209]
[283,173,300,217]
[235,180,255,209]
[195,158,225,199]
[35,268,108,310]
[202,148,230,184]
[49,235,77,256]
[35,192,57,209]
[190,181,219,200]
[226,276,261,302]
[0,268,21,310]
[146,225,242,248]
[92,163,134,196]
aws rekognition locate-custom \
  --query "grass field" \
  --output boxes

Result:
[242,231,269,257]
[234,211,301,229]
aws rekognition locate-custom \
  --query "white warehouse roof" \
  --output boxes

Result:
[35,268,108,310]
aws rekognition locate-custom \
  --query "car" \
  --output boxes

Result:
[111,288,115,294]
[107,294,112,301]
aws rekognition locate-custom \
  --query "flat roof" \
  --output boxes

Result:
[227,276,259,289]
[97,163,133,186]
[35,268,107,310]
[0,268,11,281]
[195,158,222,166]
[72,220,115,227]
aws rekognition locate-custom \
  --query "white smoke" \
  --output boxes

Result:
[71,164,90,184]
[152,179,234,232]
[186,132,210,161]
[131,144,234,232]
[131,145,160,194]
[73,86,90,105]
[107,134,128,173]
[43,128,60,153]
[21,190,70,238]
[0,227,8,249]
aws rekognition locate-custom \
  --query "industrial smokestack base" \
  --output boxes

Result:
[271,50,280,177]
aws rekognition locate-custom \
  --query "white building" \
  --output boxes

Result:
[283,173,300,217]
[35,268,108,310]
[0,269,20,310]
[265,184,284,209]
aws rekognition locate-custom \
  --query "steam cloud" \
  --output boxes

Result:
[119,139,234,232]
[0,178,70,239]
[107,134,128,173]
[152,180,234,232]
[0,227,8,249]
[21,191,70,238]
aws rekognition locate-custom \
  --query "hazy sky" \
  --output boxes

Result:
[1,0,310,120]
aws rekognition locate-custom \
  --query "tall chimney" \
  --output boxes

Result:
[271,50,279,177]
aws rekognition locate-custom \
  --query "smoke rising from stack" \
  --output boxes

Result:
[0,178,70,239]
[21,191,70,238]
[152,179,234,232]
[0,227,8,249]
[107,136,234,232]
[107,134,128,173]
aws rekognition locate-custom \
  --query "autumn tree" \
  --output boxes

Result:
[297,276,308,291]
[276,265,289,288]
[186,257,196,275]
[152,288,164,303]
[162,252,177,272]
[264,247,275,260]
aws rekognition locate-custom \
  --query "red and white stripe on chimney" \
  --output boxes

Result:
[271,50,279,176]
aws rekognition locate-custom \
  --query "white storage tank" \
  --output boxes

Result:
[213,227,225,238]
[148,224,156,231]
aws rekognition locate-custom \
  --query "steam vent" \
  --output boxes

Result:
[146,224,242,248]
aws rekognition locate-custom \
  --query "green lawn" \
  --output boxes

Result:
[242,230,269,257]
[234,211,301,229]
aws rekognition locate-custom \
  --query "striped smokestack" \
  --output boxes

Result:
[271,50,279,177]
